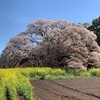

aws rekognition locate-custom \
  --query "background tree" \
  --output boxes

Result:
[88,16,100,45]
[77,23,90,28]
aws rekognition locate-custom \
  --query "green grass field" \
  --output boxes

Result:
[1,67,100,100]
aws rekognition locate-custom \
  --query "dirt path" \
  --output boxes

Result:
[30,78,100,100]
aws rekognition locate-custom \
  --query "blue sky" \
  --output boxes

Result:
[0,0,100,54]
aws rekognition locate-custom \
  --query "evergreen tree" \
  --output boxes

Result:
[88,16,100,45]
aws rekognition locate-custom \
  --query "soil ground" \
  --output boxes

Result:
[30,78,100,100]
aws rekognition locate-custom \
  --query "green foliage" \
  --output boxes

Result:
[88,68,100,77]
[88,16,100,45]
[19,68,67,79]
[78,22,90,28]
[0,69,34,100]
[15,67,100,79]
[18,67,100,79]
[80,71,91,78]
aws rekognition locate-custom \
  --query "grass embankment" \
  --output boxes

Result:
[1,67,100,100]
